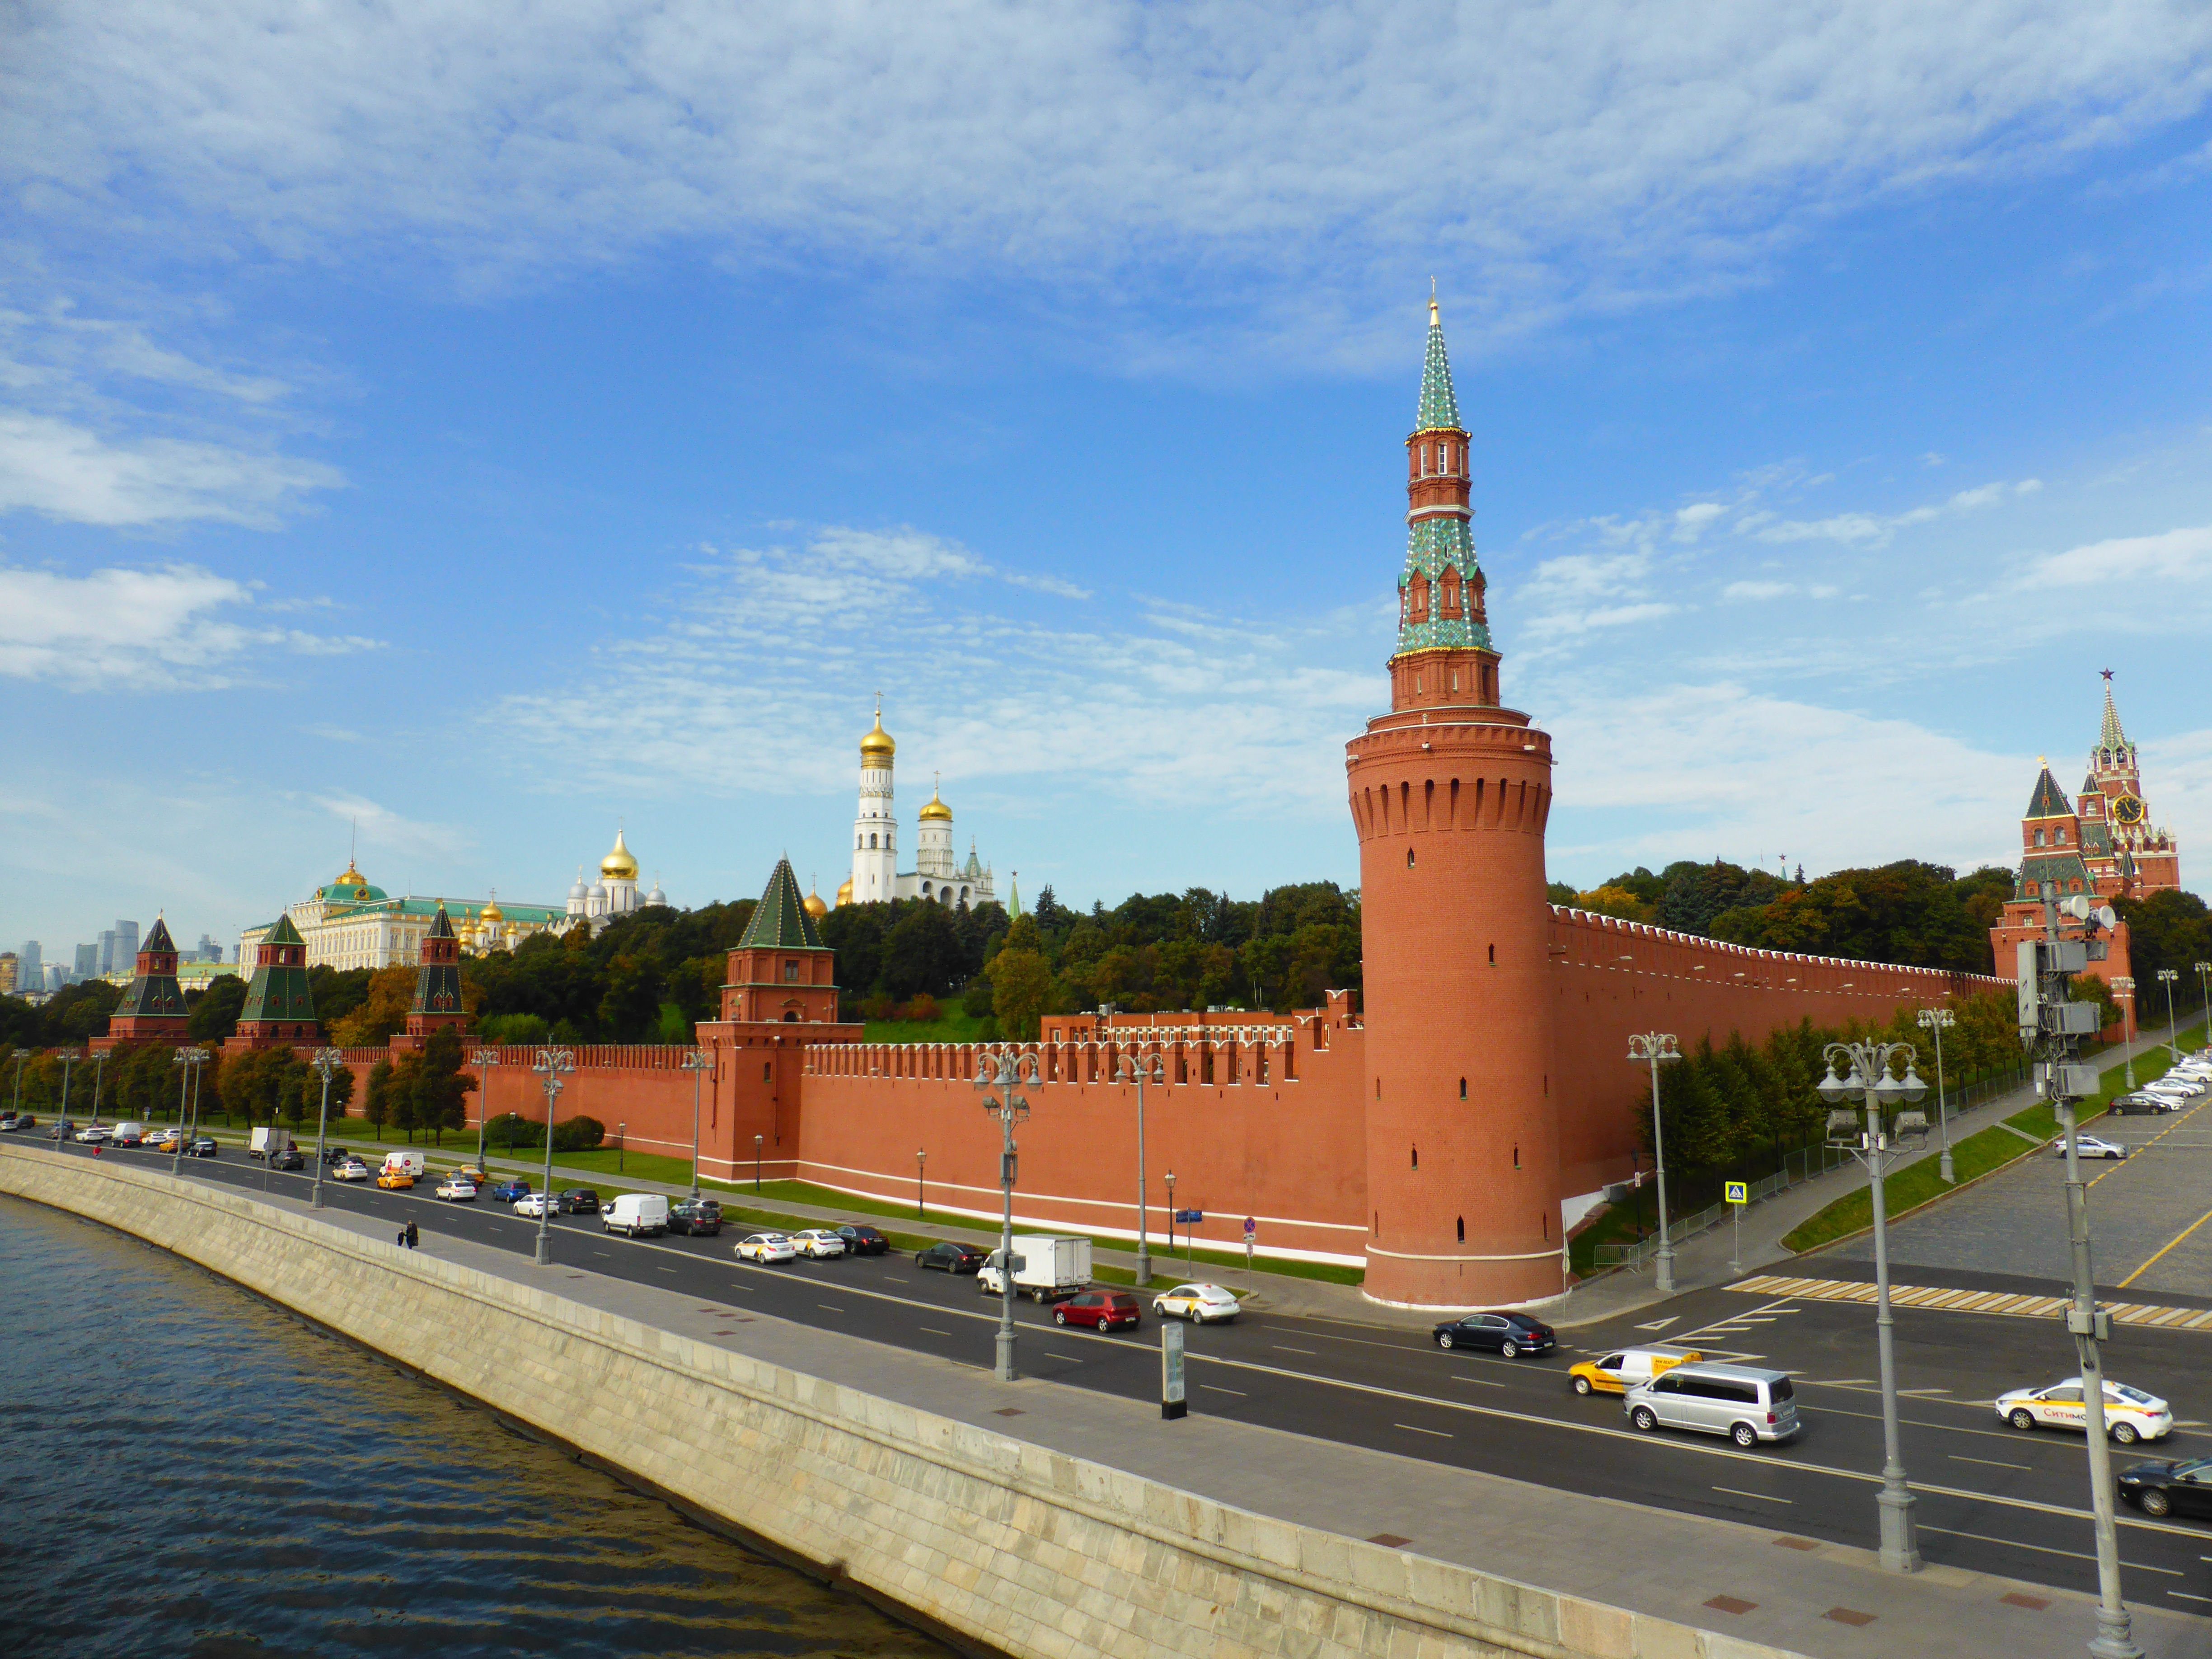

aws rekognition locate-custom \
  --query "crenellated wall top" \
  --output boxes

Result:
[1546,905,2007,991]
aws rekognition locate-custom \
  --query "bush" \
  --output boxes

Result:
[476,1013,549,1045]
[861,992,896,1022]
[553,1114,605,1153]
[900,992,939,1023]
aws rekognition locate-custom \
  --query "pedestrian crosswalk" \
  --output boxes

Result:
[1732,1273,2212,1333]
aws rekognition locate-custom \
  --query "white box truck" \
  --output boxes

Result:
[977,1235,1092,1302]
[380,1149,426,1179]
[249,1127,295,1160]
[602,1193,670,1238]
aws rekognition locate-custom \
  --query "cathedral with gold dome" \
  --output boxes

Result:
[835,706,997,910]
[239,828,667,971]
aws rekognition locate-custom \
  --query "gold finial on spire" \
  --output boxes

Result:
[1429,276,1439,326]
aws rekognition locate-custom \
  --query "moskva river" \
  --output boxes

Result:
[0,1194,957,1658]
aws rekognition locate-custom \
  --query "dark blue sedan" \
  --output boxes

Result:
[1431,1311,1556,1358]
[487,1179,532,1202]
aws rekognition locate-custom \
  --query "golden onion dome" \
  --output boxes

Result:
[919,785,952,824]
[804,886,830,920]
[859,709,895,769]
[479,894,504,924]
[600,827,639,880]
[835,876,855,907]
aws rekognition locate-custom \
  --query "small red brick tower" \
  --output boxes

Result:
[1345,293,1560,1309]
[98,914,192,1049]
[402,902,471,1043]
[227,914,320,1050]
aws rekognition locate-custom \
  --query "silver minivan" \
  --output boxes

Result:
[1626,1363,1800,1447]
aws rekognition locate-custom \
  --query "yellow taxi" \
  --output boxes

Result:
[1569,1346,1704,1397]
[150,1134,183,1153]
[376,1170,416,1190]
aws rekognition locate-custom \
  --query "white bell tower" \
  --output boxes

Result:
[851,701,898,903]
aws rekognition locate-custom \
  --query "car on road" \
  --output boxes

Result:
[668,1200,722,1237]
[1627,1364,1799,1446]
[451,1162,491,1185]
[486,1178,531,1203]
[1568,1346,1706,1397]
[0,1113,19,1131]
[435,1175,479,1201]
[513,1193,554,1218]
[1431,1311,1556,1358]
[602,1194,670,1237]
[319,1145,353,1165]
[1996,1378,2172,1444]
[790,1228,847,1259]
[1055,1290,1143,1331]
[1153,1283,1241,1324]
[914,1240,988,1275]
[735,1232,797,1264]
[2109,1093,2175,1115]
[44,1120,77,1142]
[74,1125,112,1144]
[150,1132,182,1153]
[376,1169,416,1190]
[555,1189,601,1215]
[271,1149,305,1171]
[2053,1134,2127,1160]
[2118,1457,2212,1519]
[187,1137,217,1158]
[332,1158,371,1181]
[109,1127,144,1148]
[835,1223,889,1256]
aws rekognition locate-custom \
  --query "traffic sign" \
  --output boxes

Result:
[1725,1181,1748,1205]
[1174,1209,1204,1225]
[1242,1215,1257,1238]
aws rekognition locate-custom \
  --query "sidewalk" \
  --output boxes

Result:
[1553,1025,2193,1329]
[220,1172,2204,1659]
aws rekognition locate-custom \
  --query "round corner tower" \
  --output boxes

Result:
[1346,295,1561,1309]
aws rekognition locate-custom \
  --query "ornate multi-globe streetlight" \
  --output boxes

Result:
[2155,967,2180,1060]
[1115,1048,1166,1287]
[975,1050,1038,1382]
[1916,1007,1957,1184]
[2112,977,2138,1090]
[169,1048,208,1177]
[1624,1033,1680,1293]
[530,1049,574,1266]
[472,1048,501,1170]
[681,1047,712,1200]
[1818,1039,1930,1574]
[309,1049,344,1209]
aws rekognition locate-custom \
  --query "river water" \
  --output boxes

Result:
[0,1194,958,1658]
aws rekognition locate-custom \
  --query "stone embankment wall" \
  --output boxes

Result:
[0,1145,1797,1659]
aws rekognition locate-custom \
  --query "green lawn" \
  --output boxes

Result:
[1782,1021,2205,1255]
[862,1011,993,1044]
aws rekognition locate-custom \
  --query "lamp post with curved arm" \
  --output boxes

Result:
[2112,978,2137,1091]
[471,1048,501,1170]
[975,1050,1036,1382]
[2156,968,2180,1060]
[52,1050,80,1151]
[681,1047,712,1199]
[531,1049,574,1266]
[1917,1007,1957,1184]
[1818,1040,1930,1573]
[10,1049,29,1122]
[1115,1047,1165,1286]
[1624,1033,1680,1293]
[169,1048,207,1176]
[309,1049,343,1209]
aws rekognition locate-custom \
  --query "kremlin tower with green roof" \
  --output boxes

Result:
[228,913,321,1050]
[98,915,191,1049]
[1389,292,1495,710]
[401,902,471,1045]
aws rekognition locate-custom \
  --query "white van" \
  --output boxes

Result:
[602,1193,670,1238]
[380,1149,426,1178]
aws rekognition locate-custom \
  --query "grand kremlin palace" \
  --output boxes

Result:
[132,303,2167,1310]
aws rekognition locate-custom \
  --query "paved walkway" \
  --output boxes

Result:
[210,1175,2203,1659]
[1554,1028,2189,1329]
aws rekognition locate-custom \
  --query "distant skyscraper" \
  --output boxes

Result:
[115,920,139,969]
[74,943,98,981]
[98,930,117,975]
[195,932,222,963]
[17,941,40,988]
[45,964,63,992]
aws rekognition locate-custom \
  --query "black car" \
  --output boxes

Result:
[556,1188,601,1214]
[915,1240,988,1274]
[1431,1311,1556,1358]
[2109,1093,2175,1116]
[837,1224,890,1256]
[272,1149,306,1171]
[2118,1457,2212,1518]
[0,1114,29,1132]
[320,1144,355,1164]
[668,1200,723,1237]
[187,1137,218,1157]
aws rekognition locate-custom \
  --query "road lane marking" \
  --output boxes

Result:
[1950,1454,2030,1470]
[1918,1525,2183,1575]
[1734,1272,2212,1333]
[1395,1423,1452,1437]
[1273,1345,1317,1355]
[1634,1317,1680,1331]
[1450,1375,1505,1388]
[2169,1593,2212,1604]
[2119,1200,2212,1289]
[1201,1385,1247,1396]
[1711,1486,1791,1504]
[817,1303,845,1312]
[919,1327,951,1336]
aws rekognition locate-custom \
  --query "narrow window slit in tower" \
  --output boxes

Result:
[1411,1146,1418,1170]
[1488,943,1495,965]
[1406,848,1415,868]
[1457,1216,1465,1242]
[1458,1077,1467,1099]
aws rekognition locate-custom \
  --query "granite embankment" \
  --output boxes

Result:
[0,1143,1794,1659]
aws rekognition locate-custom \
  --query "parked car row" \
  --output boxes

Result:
[731,1223,891,1263]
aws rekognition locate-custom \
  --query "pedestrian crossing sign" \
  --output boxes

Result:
[1724,1181,1748,1205]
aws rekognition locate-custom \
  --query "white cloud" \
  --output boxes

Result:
[0,562,378,687]
[309,792,475,867]
[2017,523,2212,588]
[0,412,344,527]
[1742,477,2037,548]
[1673,502,1728,541]
[1721,579,1793,600]
[9,4,2212,351]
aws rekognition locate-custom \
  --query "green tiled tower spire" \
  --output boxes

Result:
[112,915,187,1023]
[739,857,824,950]
[1415,291,1462,433]
[411,904,465,1018]
[1395,293,1490,661]
[236,913,319,1038]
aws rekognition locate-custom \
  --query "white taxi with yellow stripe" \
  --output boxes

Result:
[1995,1377,2172,1445]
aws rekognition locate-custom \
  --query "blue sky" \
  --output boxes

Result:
[5,2,2212,961]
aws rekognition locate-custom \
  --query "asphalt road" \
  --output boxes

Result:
[40,1136,2212,1618]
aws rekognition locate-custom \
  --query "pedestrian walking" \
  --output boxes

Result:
[405,1220,419,1250]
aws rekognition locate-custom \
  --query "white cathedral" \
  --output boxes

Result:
[835,708,998,910]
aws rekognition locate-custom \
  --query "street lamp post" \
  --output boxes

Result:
[89,1050,108,1129]
[471,1048,501,1170]
[617,1120,627,1175]
[309,1049,343,1209]
[53,1050,80,1150]
[1625,1033,1681,1293]
[1818,1040,1929,1573]
[1917,1007,1957,1184]
[169,1048,206,1176]
[915,1149,926,1219]
[975,1050,1037,1382]
[1163,1169,1176,1262]
[10,1050,29,1122]
[753,1133,764,1194]
[2112,978,2137,1090]
[680,1048,711,1200]
[2197,962,2212,1034]
[2156,968,2180,1059]
[1115,1048,1164,1287]
[530,1049,573,1266]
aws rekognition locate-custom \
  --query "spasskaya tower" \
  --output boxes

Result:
[1345,294,1561,1308]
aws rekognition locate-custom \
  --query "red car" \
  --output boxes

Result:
[1054,1290,1142,1331]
